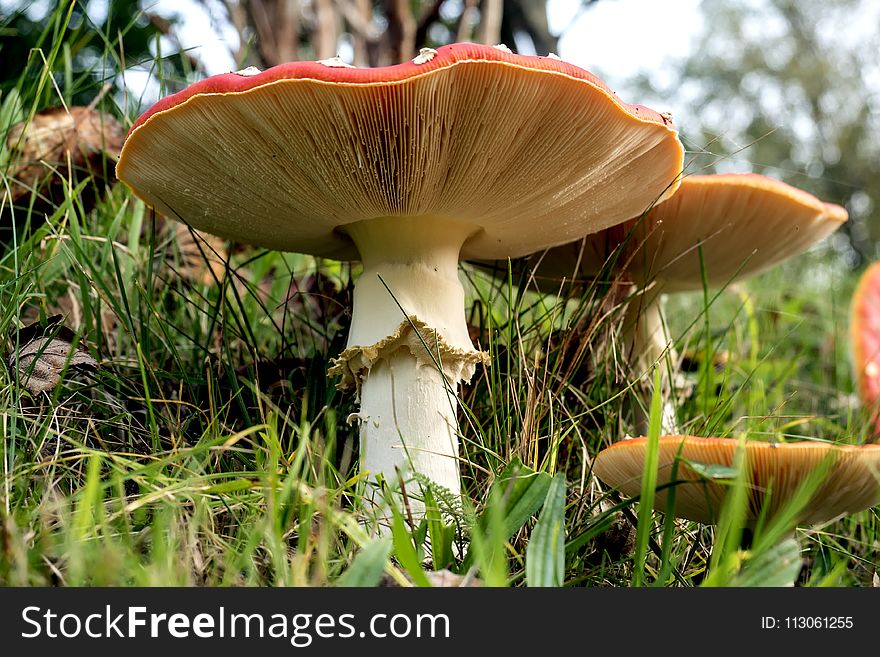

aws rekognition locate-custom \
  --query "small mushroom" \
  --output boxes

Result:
[850,261,880,438]
[484,174,847,431]
[539,173,847,292]
[116,43,684,515]
[592,435,880,526]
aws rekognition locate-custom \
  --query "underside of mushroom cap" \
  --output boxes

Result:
[851,261,880,435]
[593,435,880,525]
[116,42,684,261]
[499,174,846,294]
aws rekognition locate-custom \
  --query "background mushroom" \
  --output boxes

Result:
[116,43,685,516]
[592,435,880,526]
[481,174,848,431]
[851,260,880,439]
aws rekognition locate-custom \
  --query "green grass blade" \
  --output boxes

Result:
[632,368,663,587]
[526,473,566,587]
[462,456,550,569]
[390,506,431,587]
[336,537,393,587]
[729,537,803,587]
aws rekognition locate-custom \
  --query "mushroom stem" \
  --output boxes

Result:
[357,349,461,503]
[622,288,679,434]
[344,216,476,355]
[331,216,487,515]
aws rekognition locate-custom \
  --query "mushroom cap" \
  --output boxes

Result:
[498,174,846,293]
[851,261,880,434]
[592,435,880,525]
[116,43,684,261]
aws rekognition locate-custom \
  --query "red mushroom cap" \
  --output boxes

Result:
[128,44,671,134]
[851,261,880,435]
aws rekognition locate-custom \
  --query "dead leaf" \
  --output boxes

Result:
[163,222,228,285]
[424,569,482,587]
[4,105,124,211]
[7,315,98,394]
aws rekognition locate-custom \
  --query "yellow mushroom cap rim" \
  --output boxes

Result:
[496,173,847,294]
[593,435,880,525]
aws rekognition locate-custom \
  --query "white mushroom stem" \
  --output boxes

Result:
[621,287,679,434]
[357,351,461,503]
[329,216,487,517]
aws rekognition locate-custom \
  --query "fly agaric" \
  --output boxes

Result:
[851,261,880,438]
[115,43,684,513]
[483,174,847,430]
[593,435,880,525]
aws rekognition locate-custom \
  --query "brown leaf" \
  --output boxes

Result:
[7,316,98,394]
[423,569,482,587]
[5,105,125,207]
[164,222,228,286]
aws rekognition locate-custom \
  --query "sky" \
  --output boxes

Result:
[549,0,703,92]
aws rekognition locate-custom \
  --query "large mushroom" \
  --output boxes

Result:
[593,435,880,526]
[115,43,685,513]
[482,174,847,430]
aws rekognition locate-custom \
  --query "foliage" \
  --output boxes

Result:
[0,0,191,105]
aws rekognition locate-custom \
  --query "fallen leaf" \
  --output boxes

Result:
[4,105,124,215]
[378,568,482,587]
[163,222,228,285]
[7,315,98,394]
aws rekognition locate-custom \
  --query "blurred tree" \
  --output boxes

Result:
[216,0,559,69]
[634,0,880,266]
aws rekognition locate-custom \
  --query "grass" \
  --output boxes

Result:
[1,2,878,588]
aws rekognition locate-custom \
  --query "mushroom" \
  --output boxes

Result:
[592,435,880,526]
[481,174,848,431]
[851,261,880,438]
[115,43,684,515]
